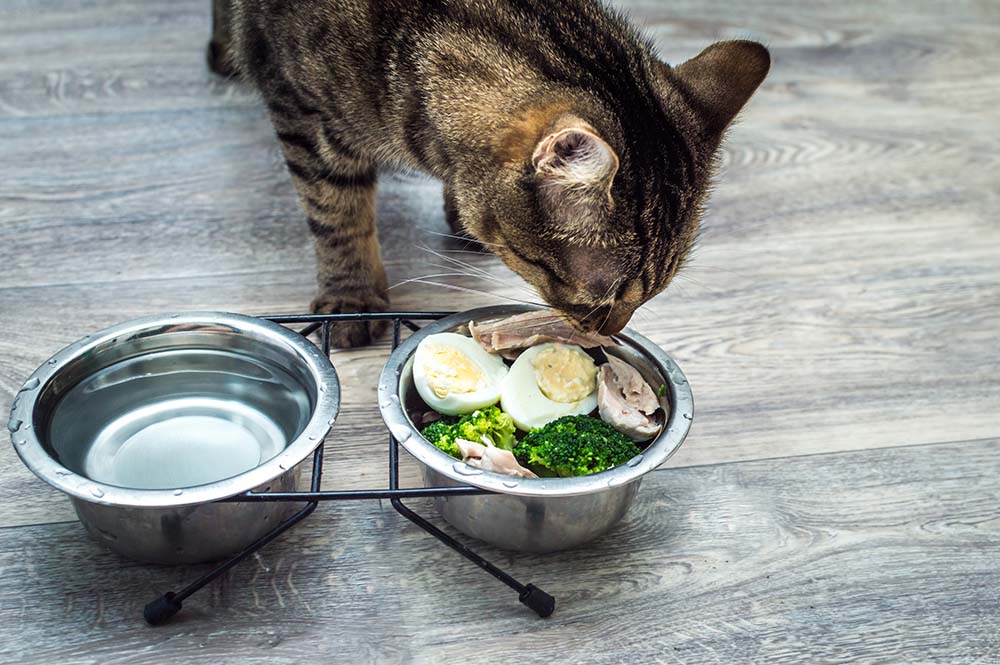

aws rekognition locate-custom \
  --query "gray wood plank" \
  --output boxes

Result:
[0,440,996,664]
[1,0,999,661]
[1,0,1000,531]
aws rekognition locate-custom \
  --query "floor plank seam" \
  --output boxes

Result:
[656,435,1000,473]
[0,519,79,532]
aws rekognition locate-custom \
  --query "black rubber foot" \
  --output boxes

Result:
[144,592,183,626]
[519,584,556,618]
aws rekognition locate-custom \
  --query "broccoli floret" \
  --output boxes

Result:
[514,415,641,478]
[420,417,461,457]
[420,405,517,459]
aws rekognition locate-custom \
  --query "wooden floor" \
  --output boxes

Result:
[1,0,998,662]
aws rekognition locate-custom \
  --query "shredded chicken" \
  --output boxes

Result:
[420,410,444,426]
[597,354,662,441]
[469,311,616,358]
[456,439,538,478]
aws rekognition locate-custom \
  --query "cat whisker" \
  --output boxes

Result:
[426,230,504,247]
[581,275,625,324]
[663,279,698,300]
[631,304,656,323]
[438,247,492,256]
[685,263,749,278]
[419,246,526,289]
[389,273,486,290]
[399,279,548,308]
[421,261,541,302]
[423,261,505,284]
[673,273,717,293]
[419,245,498,280]
[418,245,543,301]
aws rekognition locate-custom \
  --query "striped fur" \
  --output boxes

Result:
[212,0,769,345]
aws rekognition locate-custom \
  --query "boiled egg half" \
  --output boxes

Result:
[413,333,508,416]
[500,343,599,431]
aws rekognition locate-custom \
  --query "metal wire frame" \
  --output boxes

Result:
[143,312,554,625]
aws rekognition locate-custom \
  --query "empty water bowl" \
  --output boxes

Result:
[8,312,339,564]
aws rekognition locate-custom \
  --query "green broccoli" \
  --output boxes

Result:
[514,415,641,478]
[420,417,461,457]
[420,405,517,459]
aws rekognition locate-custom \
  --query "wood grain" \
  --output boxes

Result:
[1,0,999,661]
[0,440,996,664]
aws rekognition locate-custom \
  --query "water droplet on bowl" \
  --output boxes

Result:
[173,489,184,496]
[682,413,692,421]
[47,358,57,366]
[170,314,180,319]
[389,395,399,403]
[6,418,23,433]
[308,435,318,441]
[502,480,520,489]
[390,425,412,443]
[452,462,483,476]
[90,487,105,498]
[327,418,336,426]
[379,400,391,409]
[19,378,40,392]
[279,463,288,471]
[12,437,26,446]
[319,383,328,393]
[627,454,644,468]
[55,469,71,477]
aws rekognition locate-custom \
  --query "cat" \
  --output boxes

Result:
[209,0,769,348]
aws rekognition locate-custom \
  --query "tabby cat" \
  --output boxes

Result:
[209,0,769,347]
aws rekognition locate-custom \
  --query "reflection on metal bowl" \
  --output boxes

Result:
[378,305,694,553]
[8,312,339,564]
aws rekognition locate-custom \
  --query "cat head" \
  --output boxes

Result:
[461,40,770,334]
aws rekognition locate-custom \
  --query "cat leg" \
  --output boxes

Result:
[207,0,239,78]
[278,128,388,347]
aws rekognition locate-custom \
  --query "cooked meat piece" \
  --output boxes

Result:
[420,410,444,426]
[456,438,538,478]
[606,355,659,414]
[597,355,662,442]
[469,311,615,355]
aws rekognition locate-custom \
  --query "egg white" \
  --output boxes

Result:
[413,333,508,416]
[500,343,599,431]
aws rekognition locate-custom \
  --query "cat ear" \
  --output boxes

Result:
[533,125,620,238]
[670,40,770,135]
[533,126,619,202]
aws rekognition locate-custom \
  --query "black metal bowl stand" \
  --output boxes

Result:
[142,312,555,626]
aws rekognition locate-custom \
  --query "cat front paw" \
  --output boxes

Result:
[311,292,389,349]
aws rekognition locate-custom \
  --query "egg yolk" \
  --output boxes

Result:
[533,345,598,403]
[423,344,487,398]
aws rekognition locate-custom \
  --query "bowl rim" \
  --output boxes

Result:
[7,311,340,509]
[377,305,694,498]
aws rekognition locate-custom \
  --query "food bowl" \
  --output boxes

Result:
[378,305,693,553]
[8,312,339,564]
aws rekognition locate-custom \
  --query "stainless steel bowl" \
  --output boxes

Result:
[378,305,693,552]
[8,312,339,564]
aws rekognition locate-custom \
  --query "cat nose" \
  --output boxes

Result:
[596,303,636,336]
[569,302,635,335]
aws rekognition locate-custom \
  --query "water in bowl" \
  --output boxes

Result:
[47,348,312,490]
